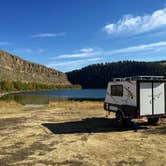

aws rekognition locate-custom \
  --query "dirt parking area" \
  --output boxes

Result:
[0,101,166,166]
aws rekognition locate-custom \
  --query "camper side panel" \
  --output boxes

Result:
[104,81,137,112]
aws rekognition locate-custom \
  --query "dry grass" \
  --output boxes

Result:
[0,100,166,166]
[0,101,22,108]
[49,100,102,109]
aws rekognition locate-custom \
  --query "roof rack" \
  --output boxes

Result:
[113,76,165,81]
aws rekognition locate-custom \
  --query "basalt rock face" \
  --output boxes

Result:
[0,50,71,85]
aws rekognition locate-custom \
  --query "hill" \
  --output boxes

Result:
[67,61,166,88]
[0,50,70,85]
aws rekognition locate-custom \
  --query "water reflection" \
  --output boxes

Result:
[0,89,106,104]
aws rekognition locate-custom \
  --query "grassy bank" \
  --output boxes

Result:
[0,100,166,165]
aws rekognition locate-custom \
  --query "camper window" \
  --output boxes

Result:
[111,85,123,96]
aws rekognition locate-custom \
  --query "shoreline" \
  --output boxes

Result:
[0,91,24,98]
[0,87,83,99]
[0,84,81,99]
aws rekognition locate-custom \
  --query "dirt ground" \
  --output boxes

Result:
[0,101,166,166]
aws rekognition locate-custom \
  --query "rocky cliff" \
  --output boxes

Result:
[0,50,70,85]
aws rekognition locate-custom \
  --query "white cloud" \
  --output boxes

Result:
[47,58,102,68]
[80,47,94,53]
[47,41,166,71]
[52,41,166,60]
[106,41,166,55]
[45,40,166,72]
[31,32,65,38]
[56,47,99,59]
[57,52,93,58]
[103,7,166,36]
[0,42,13,45]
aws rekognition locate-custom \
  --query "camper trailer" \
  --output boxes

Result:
[104,76,166,126]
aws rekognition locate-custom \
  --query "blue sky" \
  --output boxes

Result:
[0,0,166,72]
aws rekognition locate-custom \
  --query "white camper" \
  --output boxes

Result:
[104,76,166,126]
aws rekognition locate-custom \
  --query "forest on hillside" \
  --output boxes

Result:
[67,61,166,88]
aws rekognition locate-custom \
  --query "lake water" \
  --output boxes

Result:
[0,89,106,104]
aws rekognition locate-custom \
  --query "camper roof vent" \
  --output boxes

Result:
[113,76,165,81]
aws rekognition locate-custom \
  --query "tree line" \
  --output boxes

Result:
[67,61,166,88]
[0,80,81,92]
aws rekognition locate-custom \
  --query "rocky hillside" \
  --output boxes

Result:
[0,50,70,85]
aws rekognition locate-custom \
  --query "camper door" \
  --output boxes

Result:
[139,82,165,116]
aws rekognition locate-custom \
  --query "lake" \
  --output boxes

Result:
[0,89,106,104]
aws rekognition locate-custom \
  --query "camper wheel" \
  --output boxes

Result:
[148,117,159,125]
[116,111,125,127]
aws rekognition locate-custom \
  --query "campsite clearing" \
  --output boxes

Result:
[0,101,166,166]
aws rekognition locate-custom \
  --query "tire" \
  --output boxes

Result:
[116,111,125,127]
[148,117,159,125]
